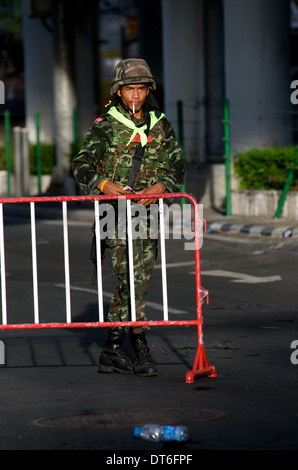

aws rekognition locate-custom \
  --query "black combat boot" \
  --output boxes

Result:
[130,331,157,377]
[98,329,134,374]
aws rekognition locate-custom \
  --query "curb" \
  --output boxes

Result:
[207,221,298,238]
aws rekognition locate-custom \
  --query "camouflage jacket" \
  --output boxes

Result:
[72,103,185,195]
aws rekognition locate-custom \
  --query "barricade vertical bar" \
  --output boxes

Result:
[62,201,71,323]
[94,201,104,322]
[0,204,7,325]
[194,200,203,346]
[126,199,136,322]
[185,199,217,382]
[30,202,39,324]
[158,198,168,321]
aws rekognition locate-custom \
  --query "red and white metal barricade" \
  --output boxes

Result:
[0,193,216,383]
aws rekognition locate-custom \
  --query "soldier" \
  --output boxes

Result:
[72,58,185,377]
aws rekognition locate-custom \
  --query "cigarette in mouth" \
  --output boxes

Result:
[132,102,135,114]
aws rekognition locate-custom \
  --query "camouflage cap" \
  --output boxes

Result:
[110,58,156,95]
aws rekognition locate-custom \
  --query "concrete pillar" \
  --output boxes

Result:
[204,0,225,161]
[22,0,97,193]
[51,1,77,182]
[73,0,98,136]
[13,127,30,196]
[22,0,54,143]
[138,0,163,106]
[223,0,292,154]
[161,0,206,162]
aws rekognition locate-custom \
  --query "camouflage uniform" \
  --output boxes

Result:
[72,104,185,197]
[72,61,185,331]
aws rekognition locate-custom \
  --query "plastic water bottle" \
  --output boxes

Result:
[133,424,188,442]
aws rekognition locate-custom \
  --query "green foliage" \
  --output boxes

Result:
[0,1,23,35]
[29,143,55,175]
[233,146,298,191]
[0,142,56,174]
[0,145,6,171]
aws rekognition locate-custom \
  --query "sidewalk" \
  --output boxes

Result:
[184,162,298,239]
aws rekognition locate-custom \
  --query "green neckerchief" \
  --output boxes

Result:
[107,105,165,147]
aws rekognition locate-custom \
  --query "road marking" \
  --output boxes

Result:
[200,270,282,284]
[155,260,195,269]
[205,233,260,244]
[40,220,92,227]
[55,284,187,315]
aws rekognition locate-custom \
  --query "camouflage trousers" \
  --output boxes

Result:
[106,237,158,332]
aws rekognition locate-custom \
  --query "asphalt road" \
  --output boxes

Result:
[0,207,297,452]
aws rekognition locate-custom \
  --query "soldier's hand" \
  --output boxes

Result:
[135,183,166,206]
[98,180,132,196]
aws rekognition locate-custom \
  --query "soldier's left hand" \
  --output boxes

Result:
[135,183,166,206]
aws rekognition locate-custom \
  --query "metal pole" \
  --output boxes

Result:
[73,107,81,196]
[13,127,22,197]
[94,200,104,322]
[0,204,7,325]
[72,106,78,154]
[159,199,168,321]
[72,106,81,196]
[126,199,136,322]
[223,99,232,216]
[62,201,71,323]
[4,111,11,197]
[22,128,30,196]
[177,100,186,207]
[30,202,39,324]
[274,147,298,219]
[35,110,42,194]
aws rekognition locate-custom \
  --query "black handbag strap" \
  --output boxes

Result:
[126,115,150,190]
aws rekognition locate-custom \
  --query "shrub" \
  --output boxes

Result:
[0,145,6,171]
[233,146,298,191]
[30,143,56,175]
[0,143,56,175]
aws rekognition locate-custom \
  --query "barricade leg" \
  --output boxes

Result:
[185,343,217,383]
